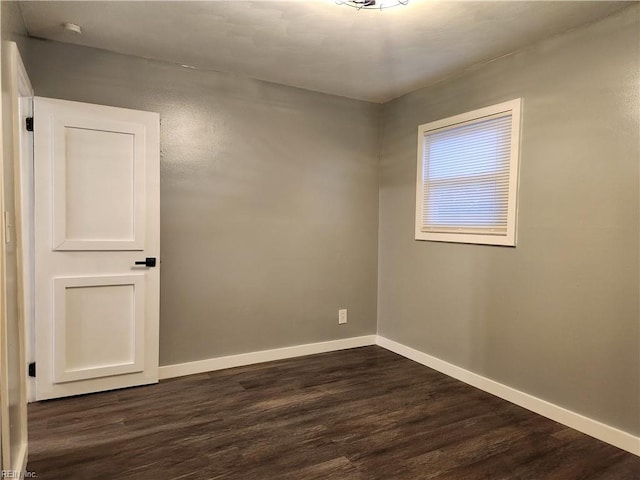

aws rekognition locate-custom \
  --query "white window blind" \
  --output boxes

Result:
[415,99,521,246]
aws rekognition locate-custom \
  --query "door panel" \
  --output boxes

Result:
[53,275,145,383]
[52,117,145,250]
[34,97,159,401]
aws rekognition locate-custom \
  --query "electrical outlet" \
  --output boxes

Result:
[338,309,347,324]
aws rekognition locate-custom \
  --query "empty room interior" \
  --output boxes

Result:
[0,0,639,478]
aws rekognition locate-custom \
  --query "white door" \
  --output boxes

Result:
[33,97,160,400]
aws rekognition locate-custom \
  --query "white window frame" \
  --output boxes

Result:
[415,98,522,246]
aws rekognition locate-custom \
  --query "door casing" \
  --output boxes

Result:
[0,40,31,476]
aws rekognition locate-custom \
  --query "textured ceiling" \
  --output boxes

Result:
[19,1,630,102]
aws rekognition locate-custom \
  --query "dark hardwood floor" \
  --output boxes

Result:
[28,346,639,479]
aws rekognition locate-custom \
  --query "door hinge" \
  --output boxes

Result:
[25,117,33,132]
[28,362,36,378]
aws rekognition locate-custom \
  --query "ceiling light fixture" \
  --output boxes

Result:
[336,0,408,10]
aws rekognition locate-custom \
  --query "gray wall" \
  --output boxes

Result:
[378,5,639,435]
[22,39,380,366]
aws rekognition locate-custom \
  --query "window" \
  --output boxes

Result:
[415,99,522,246]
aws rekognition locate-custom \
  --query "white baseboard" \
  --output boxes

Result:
[159,335,377,380]
[376,335,640,457]
[157,333,639,456]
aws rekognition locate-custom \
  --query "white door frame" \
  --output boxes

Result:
[0,40,32,476]
[16,53,34,403]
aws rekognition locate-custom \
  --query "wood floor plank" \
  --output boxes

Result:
[27,346,640,479]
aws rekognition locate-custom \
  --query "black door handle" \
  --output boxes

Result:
[134,257,157,267]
